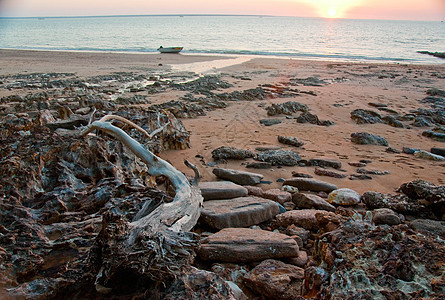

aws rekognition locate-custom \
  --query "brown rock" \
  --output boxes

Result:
[245,185,264,197]
[287,250,309,268]
[283,178,338,192]
[198,228,300,262]
[372,208,402,225]
[199,181,248,200]
[243,259,304,300]
[200,196,280,229]
[314,167,347,178]
[293,193,336,212]
[263,189,292,204]
[212,168,264,185]
[276,209,339,230]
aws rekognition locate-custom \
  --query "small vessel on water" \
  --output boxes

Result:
[157,46,183,53]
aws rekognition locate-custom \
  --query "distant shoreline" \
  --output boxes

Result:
[0,14,442,22]
[0,48,442,66]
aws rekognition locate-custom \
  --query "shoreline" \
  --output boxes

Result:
[1,48,443,67]
[1,49,445,194]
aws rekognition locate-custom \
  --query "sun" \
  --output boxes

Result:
[327,7,338,18]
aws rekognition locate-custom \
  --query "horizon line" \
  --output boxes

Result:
[0,13,441,22]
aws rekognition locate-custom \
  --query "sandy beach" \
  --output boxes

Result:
[2,49,445,299]
[2,49,443,194]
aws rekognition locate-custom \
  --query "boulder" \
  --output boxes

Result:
[351,132,388,146]
[263,189,292,204]
[409,219,445,238]
[278,135,304,147]
[211,146,255,160]
[212,168,263,185]
[198,228,300,262]
[283,178,338,192]
[328,188,361,206]
[372,208,402,225]
[276,209,338,230]
[293,193,336,212]
[243,259,304,300]
[260,119,282,126]
[350,109,383,124]
[256,150,301,166]
[200,196,281,229]
[413,150,444,161]
[199,181,248,200]
[308,158,342,169]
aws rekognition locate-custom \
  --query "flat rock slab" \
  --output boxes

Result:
[212,168,263,185]
[243,259,304,299]
[198,228,299,262]
[200,196,280,229]
[199,181,248,200]
[308,158,342,169]
[283,178,338,192]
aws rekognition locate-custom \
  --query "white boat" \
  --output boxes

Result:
[158,46,183,53]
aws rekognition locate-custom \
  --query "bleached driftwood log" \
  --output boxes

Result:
[80,114,203,289]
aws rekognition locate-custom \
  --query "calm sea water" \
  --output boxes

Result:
[0,15,444,64]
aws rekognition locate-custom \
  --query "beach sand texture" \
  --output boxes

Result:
[1,49,444,195]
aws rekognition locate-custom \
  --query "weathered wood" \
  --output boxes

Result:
[80,114,203,288]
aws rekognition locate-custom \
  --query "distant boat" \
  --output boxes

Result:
[158,46,183,53]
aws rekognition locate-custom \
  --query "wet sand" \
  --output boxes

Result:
[1,49,444,194]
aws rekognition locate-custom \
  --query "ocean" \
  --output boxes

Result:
[0,15,444,64]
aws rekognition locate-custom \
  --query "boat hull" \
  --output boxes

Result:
[158,47,183,53]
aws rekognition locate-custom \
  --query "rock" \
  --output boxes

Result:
[348,161,367,167]
[255,150,301,166]
[286,250,309,268]
[293,193,336,212]
[266,101,309,116]
[350,109,383,124]
[409,219,445,238]
[291,172,313,178]
[402,147,420,154]
[199,181,248,200]
[211,146,255,160]
[328,188,361,206]
[308,158,342,169]
[296,112,334,126]
[283,178,338,192]
[386,147,401,153]
[413,150,445,161]
[200,196,280,229]
[263,189,292,204]
[244,185,264,197]
[411,116,434,127]
[282,185,299,193]
[285,225,310,246]
[278,135,304,147]
[276,209,339,230]
[356,168,390,175]
[260,119,282,126]
[431,147,445,156]
[243,259,304,300]
[198,228,300,262]
[422,130,445,142]
[212,168,264,185]
[245,162,272,169]
[372,208,402,225]
[350,132,388,146]
[382,115,404,128]
[314,167,347,178]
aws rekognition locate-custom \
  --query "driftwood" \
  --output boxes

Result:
[80,114,203,291]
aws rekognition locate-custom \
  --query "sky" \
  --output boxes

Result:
[0,0,444,21]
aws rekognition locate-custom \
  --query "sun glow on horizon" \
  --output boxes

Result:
[327,7,338,17]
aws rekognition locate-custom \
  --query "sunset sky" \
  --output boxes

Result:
[0,0,444,21]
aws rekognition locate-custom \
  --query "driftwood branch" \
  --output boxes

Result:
[80,114,203,288]
[81,114,203,234]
